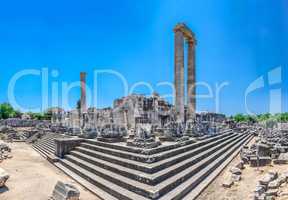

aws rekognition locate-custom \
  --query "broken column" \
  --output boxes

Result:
[80,72,87,113]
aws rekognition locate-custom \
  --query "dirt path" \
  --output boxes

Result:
[0,142,99,200]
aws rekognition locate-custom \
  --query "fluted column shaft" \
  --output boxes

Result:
[174,30,185,121]
[80,72,87,113]
[187,40,196,117]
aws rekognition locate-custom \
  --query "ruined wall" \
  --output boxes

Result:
[0,119,51,127]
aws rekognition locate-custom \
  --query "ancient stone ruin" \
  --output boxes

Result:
[1,23,270,200]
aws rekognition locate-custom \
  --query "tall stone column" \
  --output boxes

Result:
[174,30,185,122]
[80,72,87,113]
[187,39,196,117]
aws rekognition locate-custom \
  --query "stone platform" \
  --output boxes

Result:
[50,129,253,200]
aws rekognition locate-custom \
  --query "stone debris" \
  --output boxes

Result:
[222,179,234,188]
[274,153,288,165]
[231,174,241,182]
[127,124,161,148]
[230,167,242,175]
[0,142,12,162]
[235,160,245,170]
[240,127,288,167]
[222,165,245,188]
[0,167,9,187]
[268,180,281,189]
[51,181,80,200]
[253,171,288,200]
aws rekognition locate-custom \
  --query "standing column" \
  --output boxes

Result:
[187,39,196,117]
[174,30,185,122]
[80,72,87,113]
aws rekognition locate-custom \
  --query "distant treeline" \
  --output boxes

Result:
[231,113,288,123]
[0,103,53,120]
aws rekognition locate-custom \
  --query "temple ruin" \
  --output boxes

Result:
[3,23,257,200]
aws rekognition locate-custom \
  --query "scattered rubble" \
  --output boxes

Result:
[0,167,9,187]
[50,181,80,200]
[253,171,288,200]
[222,165,244,188]
[240,127,288,168]
[0,142,12,161]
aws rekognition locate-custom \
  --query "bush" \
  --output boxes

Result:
[0,103,19,119]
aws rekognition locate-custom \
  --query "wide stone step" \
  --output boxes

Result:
[37,139,55,147]
[35,138,55,144]
[147,133,241,172]
[64,155,154,198]
[58,159,149,200]
[74,132,239,173]
[150,133,250,198]
[54,162,119,200]
[159,134,253,200]
[34,141,55,151]
[75,147,151,173]
[69,133,243,185]
[148,133,245,185]
[33,144,54,155]
[182,135,253,200]
[32,144,53,158]
[79,131,236,163]
[61,133,249,199]
[43,142,55,149]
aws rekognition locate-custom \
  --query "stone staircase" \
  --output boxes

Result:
[54,130,253,200]
[32,133,68,158]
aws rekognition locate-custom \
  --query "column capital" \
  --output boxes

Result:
[187,37,197,45]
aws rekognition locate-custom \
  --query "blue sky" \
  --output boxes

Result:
[0,0,287,115]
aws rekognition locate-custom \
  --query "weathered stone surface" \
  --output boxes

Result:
[265,196,275,200]
[250,157,272,167]
[257,143,271,157]
[265,189,279,196]
[0,125,9,132]
[231,174,241,182]
[254,184,266,195]
[259,175,273,186]
[162,120,185,139]
[99,123,127,139]
[230,167,242,175]
[280,191,288,197]
[0,143,11,152]
[274,153,288,164]
[235,161,245,170]
[52,181,80,200]
[55,138,84,158]
[222,179,234,188]
[268,171,278,180]
[268,180,280,189]
[0,167,9,187]
[253,193,266,200]
[278,174,287,185]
